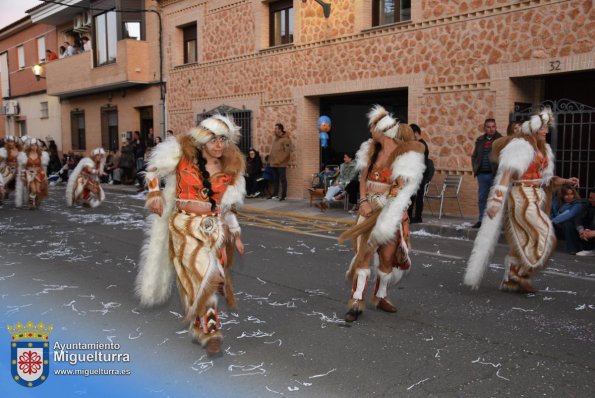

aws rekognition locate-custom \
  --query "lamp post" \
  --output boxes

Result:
[32,64,46,81]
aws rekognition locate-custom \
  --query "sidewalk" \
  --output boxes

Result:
[103,184,478,239]
[102,184,593,259]
[242,196,480,239]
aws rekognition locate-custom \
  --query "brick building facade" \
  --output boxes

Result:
[158,0,594,217]
[0,17,62,148]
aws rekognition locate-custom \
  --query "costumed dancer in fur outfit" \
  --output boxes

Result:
[339,105,425,322]
[135,115,246,357]
[66,147,106,208]
[16,138,49,209]
[464,108,579,293]
[0,136,22,205]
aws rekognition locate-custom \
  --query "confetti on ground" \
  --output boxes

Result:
[407,377,431,391]
[309,368,336,379]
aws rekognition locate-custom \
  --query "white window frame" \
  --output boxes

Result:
[18,120,27,137]
[37,37,46,63]
[41,101,49,119]
[17,45,25,69]
[0,52,9,98]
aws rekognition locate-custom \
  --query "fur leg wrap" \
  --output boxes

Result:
[374,270,391,299]
[351,268,370,300]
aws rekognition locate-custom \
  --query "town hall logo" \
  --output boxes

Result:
[7,321,52,387]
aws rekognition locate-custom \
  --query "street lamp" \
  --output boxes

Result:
[32,64,46,81]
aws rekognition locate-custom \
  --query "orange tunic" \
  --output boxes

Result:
[175,158,231,204]
[367,165,392,184]
[519,151,548,181]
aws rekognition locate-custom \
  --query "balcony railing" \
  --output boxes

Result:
[45,39,155,98]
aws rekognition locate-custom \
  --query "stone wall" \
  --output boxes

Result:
[160,0,594,210]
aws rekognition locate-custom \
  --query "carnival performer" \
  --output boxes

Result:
[0,136,22,205]
[16,138,49,209]
[464,108,579,293]
[339,105,425,322]
[66,147,106,208]
[135,115,246,357]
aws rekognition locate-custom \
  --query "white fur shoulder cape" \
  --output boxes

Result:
[354,139,426,245]
[134,137,246,307]
[464,138,555,289]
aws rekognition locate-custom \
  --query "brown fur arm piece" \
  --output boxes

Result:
[145,190,164,212]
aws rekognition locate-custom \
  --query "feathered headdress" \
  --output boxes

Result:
[190,114,241,146]
[91,147,106,157]
[367,105,400,139]
[521,107,554,135]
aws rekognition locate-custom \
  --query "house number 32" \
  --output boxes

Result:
[549,60,561,71]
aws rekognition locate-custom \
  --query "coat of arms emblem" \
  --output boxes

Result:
[7,321,52,387]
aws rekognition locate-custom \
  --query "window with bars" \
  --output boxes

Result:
[372,0,411,27]
[269,0,293,46]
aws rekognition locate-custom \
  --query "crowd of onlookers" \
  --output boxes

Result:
[43,37,93,63]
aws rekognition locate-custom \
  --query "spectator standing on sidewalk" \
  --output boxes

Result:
[147,128,155,148]
[407,124,433,223]
[119,139,135,184]
[47,140,62,176]
[268,123,292,201]
[471,118,502,228]
[576,190,595,256]
[132,131,145,184]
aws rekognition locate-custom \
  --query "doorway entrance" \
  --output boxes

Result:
[138,106,153,145]
[318,89,408,167]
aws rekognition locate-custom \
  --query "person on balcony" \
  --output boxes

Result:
[45,49,58,61]
[82,36,92,52]
[63,41,75,57]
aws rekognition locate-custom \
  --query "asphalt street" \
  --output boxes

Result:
[0,186,593,397]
